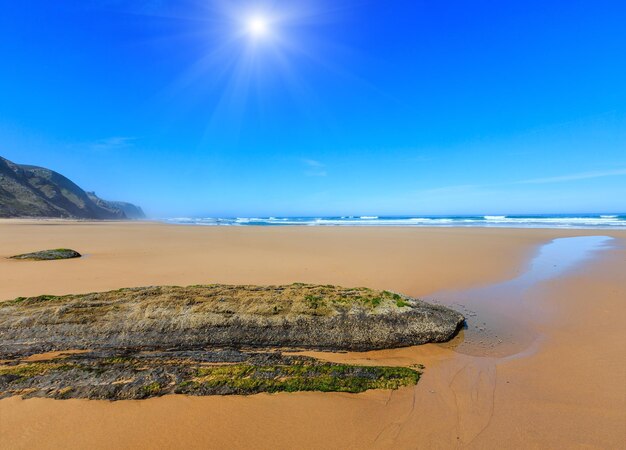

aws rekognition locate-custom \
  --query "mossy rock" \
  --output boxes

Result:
[9,249,81,261]
[1,283,465,355]
[0,350,422,400]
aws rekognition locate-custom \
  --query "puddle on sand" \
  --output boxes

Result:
[429,236,614,358]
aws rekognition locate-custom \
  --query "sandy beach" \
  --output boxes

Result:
[1,221,625,449]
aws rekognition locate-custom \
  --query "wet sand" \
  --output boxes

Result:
[1,221,625,449]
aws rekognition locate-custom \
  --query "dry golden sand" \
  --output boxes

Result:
[0,220,625,449]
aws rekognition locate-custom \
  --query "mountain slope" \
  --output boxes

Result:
[86,193,145,219]
[0,156,144,219]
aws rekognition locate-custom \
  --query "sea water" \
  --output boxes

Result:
[163,214,626,229]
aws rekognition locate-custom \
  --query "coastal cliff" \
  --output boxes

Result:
[0,155,144,219]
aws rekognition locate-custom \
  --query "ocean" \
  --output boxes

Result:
[163,214,626,229]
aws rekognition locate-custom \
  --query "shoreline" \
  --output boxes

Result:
[1,222,624,448]
[2,216,626,230]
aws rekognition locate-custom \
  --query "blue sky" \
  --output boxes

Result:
[1,0,625,217]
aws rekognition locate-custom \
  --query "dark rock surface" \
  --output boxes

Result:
[9,248,82,261]
[0,349,421,400]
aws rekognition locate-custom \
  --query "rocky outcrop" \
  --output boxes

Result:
[0,284,462,399]
[0,284,464,357]
[0,155,144,219]
[0,349,421,400]
[9,249,82,261]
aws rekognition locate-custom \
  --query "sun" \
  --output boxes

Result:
[247,16,269,37]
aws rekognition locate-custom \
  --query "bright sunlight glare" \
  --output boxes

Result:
[247,16,269,37]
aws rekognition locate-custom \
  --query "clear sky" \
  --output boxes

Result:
[1,1,625,217]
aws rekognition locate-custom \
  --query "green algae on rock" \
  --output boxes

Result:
[0,349,422,400]
[9,248,81,261]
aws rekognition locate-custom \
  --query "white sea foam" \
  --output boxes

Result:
[163,215,626,229]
